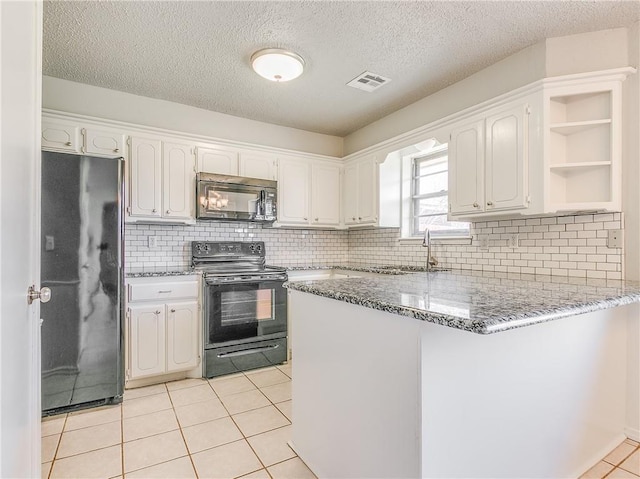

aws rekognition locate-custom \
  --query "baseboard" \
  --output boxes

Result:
[569,433,627,479]
[625,426,640,442]
[287,440,322,478]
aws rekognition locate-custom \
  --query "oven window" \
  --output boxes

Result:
[220,289,274,324]
[202,186,258,215]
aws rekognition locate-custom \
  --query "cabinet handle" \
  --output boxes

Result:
[315,218,318,221]
[358,217,362,220]
[166,210,171,214]
[473,202,479,208]
[152,209,157,213]
[65,141,72,146]
[487,201,494,207]
[352,217,356,221]
[170,308,176,313]
[114,148,119,153]
[154,310,161,315]
[304,217,307,220]
[158,290,172,293]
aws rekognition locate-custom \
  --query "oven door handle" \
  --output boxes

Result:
[217,344,280,358]
[205,277,286,286]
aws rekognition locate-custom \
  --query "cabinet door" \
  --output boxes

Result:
[128,305,166,379]
[449,119,484,215]
[42,120,80,153]
[197,146,238,175]
[129,137,162,218]
[83,128,125,157]
[357,158,378,224]
[311,163,341,226]
[278,158,310,225]
[163,142,194,219]
[485,104,528,212]
[239,152,277,180]
[166,301,199,373]
[343,163,359,225]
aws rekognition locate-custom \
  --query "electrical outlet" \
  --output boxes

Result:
[148,236,157,249]
[508,234,520,248]
[607,229,623,248]
[478,235,489,251]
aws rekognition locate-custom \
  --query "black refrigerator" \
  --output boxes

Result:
[40,151,124,415]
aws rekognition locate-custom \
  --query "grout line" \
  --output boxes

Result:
[164,382,200,479]
[120,401,125,479]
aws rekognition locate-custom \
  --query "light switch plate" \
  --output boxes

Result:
[508,234,520,249]
[607,229,623,248]
[148,236,157,249]
[478,235,489,251]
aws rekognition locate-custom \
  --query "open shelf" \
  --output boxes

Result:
[549,161,611,170]
[549,119,611,136]
[549,164,611,205]
[549,91,611,124]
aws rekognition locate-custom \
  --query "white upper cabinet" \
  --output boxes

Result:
[239,151,277,180]
[449,119,484,215]
[163,142,194,220]
[448,101,529,218]
[129,137,162,218]
[277,157,342,227]
[196,146,238,175]
[42,120,81,153]
[343,156,380,226]
[311,163,341,226]
[83,128,125,158]
[128,136,195,223]
[278,157,311,225]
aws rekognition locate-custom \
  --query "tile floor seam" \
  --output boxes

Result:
[165,382,200,479]
[47,413,67,479]
[120,400,125,479]
[604,447,638,466]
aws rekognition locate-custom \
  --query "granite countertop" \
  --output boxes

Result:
[284,269,640,334]
[282,264,428,275]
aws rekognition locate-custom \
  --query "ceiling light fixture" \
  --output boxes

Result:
[251,48,305,82]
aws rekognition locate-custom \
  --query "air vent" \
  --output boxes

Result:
[346,71,392,92]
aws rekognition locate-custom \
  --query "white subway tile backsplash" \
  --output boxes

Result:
[124,213,624,278]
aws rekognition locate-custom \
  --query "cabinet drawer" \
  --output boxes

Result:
[128,281,198,302]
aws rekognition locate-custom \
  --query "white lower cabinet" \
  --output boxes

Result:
[126,276,200,383]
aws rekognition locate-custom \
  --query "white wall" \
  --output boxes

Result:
[344,28,631,156]
[42,76,343,157]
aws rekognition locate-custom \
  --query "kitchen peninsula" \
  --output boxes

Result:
[285,271,640,478]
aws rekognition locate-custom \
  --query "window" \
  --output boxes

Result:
[410,145,469,238]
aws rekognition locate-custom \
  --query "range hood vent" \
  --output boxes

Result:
[346,71,392,92]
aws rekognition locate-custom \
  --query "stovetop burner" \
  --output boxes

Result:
[191,241,286,277]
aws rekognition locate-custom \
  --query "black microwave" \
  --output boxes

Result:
[196,173,277,222]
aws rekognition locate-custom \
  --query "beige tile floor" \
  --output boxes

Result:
[580,438,640,479]
[41,362,317,479]
[41,361,640,479]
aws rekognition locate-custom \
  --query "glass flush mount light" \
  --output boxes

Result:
[251,48,305,82]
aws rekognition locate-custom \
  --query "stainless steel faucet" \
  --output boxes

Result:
[422,227,439,271]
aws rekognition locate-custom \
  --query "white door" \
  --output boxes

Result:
[485,104,528,212]
[129,136,162,218]
[1,2,42,477]
[166,302,199,373]
[41,120,80,153]
[162,142,194,219]
[83,128,125,158]
[449,119,485,215]
[128,305,166,379]
[357,158,378,224]
[196,146,238,175]
[278,158,310,225]
[343,163,359,225]
[239,152,277,180]
[311,163,341,226]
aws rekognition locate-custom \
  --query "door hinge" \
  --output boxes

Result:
[448,204,452,212]
[526,106,531,115]
[526,195,532,204]
[197,355,202,365]
[126,206,131,214]
[126,137,131,146]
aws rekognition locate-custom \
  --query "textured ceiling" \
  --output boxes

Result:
[43,1,640,137]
